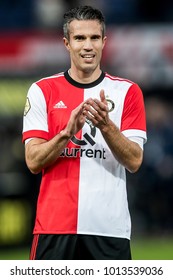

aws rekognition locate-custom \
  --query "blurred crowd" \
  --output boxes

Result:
[128,96,173,236]
[0,0,173,31]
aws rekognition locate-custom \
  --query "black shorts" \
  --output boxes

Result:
[30,234,132,260]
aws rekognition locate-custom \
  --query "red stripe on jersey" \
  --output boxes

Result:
[105,72,135,84]
[22,130,49,143]
[30,234,39,260]
[121,83,146,132]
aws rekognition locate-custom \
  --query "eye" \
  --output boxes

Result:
[91,35,101,40]
[74,35,85,41]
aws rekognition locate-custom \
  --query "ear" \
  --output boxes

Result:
[102,36,107,50]
[63,37,70,51]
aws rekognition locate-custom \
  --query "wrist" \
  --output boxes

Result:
[59,129,73,140]
[101,120,116,134]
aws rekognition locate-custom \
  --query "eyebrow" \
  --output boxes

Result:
[73,34,102,39]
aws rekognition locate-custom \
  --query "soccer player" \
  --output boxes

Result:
[22,5,147,259]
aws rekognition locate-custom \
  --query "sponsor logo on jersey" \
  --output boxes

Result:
[60,147,106,159]
[71,119,96,146]
[60,119,106,159]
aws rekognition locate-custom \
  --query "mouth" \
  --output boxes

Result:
[81,54,95,62]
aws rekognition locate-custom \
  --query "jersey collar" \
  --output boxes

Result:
[64,70,105,88]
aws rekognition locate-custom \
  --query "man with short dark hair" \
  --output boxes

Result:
[22,6,147,260]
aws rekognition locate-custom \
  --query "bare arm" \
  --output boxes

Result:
[25,101,86,174]
[100,120,143,173]
[83,90,143,173]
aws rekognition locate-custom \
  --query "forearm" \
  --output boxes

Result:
[25,101,87,174]
[101,120,143,173]
[25,129,72,174]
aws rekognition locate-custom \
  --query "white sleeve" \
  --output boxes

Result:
[128,136,144,150]
[23,83,48,134]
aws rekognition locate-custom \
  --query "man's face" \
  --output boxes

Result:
[64,20,106,74]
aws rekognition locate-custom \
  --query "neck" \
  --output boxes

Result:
[68,68,102,84]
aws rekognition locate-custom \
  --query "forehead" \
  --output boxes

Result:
[69,19,102,36]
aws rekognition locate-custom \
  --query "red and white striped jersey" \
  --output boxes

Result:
[22,71,147,239]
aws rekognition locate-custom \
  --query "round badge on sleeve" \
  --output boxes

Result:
[24,97,31,116]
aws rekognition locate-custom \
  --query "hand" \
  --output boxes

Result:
[83,89,109,130]
[65,101,87,137]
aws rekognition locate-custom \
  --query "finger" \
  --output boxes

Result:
[100,89,105,102]
[84,105,97,119]
[100,89,108,106]
[100,90,109,112]
[92,100,108,114]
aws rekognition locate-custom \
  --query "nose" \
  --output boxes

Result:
[83,38,93,50]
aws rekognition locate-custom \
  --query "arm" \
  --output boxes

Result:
[25,102,86,174]
[83,90,143,173]
[99,119,143,173]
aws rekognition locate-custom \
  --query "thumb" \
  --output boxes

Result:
[100,89,107,105]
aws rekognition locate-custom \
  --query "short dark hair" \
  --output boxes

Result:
[63,6,106,39]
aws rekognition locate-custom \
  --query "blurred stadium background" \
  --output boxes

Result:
[0,0,173,260]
